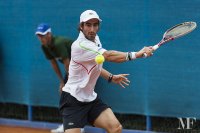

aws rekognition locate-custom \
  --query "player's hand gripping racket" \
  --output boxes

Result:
[143,21,197,57]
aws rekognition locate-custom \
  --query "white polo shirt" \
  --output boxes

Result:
[62,31,107,102]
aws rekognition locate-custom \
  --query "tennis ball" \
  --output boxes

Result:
[95,54,105,64]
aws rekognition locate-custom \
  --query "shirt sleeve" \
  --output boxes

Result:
[98,47,107,55]
[72,40,107,63]
[56,38,72,59]
[56,44,69,59]
[41,45,54,60]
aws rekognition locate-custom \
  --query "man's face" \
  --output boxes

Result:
[81,18,99,41]
[37,33,51,46]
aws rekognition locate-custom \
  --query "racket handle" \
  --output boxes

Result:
[152,45,159,50]
[143,53,147,58]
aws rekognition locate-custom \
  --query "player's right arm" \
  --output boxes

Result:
[102,46,153,63]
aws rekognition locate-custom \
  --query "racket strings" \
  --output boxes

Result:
[164,22,196,39]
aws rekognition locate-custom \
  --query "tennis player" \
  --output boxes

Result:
[60,10,153,133]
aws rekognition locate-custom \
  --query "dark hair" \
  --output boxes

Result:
[78,22,84,31]
[77,21,100,31]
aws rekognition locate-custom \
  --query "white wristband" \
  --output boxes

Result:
[125,52,129,61]
[130,52,137,60]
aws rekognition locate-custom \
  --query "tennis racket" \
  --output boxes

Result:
[143,21,197,57]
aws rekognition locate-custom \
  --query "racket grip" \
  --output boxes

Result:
[143,53,147,58]
[152,45,159,50]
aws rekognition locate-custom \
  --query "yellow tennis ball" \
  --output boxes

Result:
[95,54,105,64]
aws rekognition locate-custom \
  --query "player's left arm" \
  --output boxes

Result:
[100,68,130,88]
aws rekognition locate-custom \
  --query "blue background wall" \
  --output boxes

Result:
[0,0,200,119]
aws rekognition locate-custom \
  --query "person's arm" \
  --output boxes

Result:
[62,58,70,73]
[50,59,64,92]
[62,58,70,84]
[100,68,130,88]
[102,46,153,63]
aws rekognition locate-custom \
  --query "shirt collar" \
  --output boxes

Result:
[45,35,54,48]
[78,31,100,45]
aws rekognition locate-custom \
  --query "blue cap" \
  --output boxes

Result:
[35,23,51,35]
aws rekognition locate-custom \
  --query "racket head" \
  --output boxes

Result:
[163,21,197,40]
